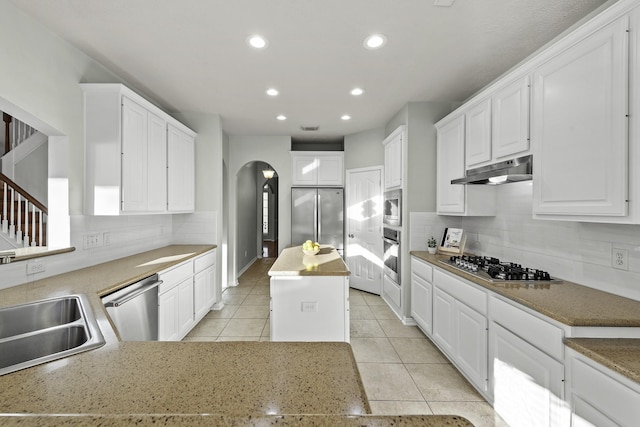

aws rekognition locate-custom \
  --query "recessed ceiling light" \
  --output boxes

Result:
[266,88,279,96]
[276,115,287,121]
[341,115,351,121]
[247,35,268,49]
[363,34,387,50]
[350,88,365,96]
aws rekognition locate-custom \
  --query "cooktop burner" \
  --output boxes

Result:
[439,255,561,284]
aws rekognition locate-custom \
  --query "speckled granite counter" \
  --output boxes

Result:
[0,246,470,426]
[0,414,473,426]
[411,251,640,327]
[565,338,640,384]
[269,245,350,276]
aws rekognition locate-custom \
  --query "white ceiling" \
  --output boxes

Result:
[11,0,610,140]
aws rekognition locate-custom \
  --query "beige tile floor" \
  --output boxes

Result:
[183,258,509,427]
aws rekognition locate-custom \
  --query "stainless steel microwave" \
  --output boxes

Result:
[383,189,402,226]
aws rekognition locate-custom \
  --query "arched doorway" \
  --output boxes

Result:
[234,161,279,275]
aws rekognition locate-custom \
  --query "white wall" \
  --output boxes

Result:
[344,127,385,170]
[236,163,259,272]
[0,1,221,289]
[410,182,640,302]
[228,135,291,285]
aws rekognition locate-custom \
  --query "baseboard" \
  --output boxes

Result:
[236,256,258,277]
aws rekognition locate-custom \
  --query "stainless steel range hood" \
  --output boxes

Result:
[451,155,532,185]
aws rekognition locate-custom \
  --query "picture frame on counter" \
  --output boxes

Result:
[439,227,466,254]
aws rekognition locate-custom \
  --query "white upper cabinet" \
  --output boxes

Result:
[532,16,630,220]
[383,126,405,190]
[492,75,530,160]
[291,152,344,186]
[464,76,530,169]
[436,115,496,216]
[465,98,492,168]
[82,84,196,215]
[167,124,195,212]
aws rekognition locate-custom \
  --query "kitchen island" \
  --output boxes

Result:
[268,245,350,342]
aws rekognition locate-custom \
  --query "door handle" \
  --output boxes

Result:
[349,234,355,238]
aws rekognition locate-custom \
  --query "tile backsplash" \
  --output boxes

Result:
[411,181,640,302]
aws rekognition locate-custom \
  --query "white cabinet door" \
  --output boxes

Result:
[121,97,148,213]
[292,154,318,186]
[147,112,167,212]
[382,274,401,311]
[194,265,215,322]
[490,323,565,427]
[455,302,488,392]
[433,286,456,357]
[383,132,403,190]
[158,285,180,341]
[167,124,195,212]
[532,16,629,217]
[411,273,433,336]
[465,98,492,168]
[492,75,530,160]
[177,277,195,339]
[436,115,466,214]
[317,154,344,186]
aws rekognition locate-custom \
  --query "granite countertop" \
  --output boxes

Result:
[0,245,469,426]
[565,338,640,384]
[410,251,640,327]
[269,245,350,276]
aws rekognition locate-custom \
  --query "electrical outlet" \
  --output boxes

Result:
[83,233,103,249]
[612,247,629,271]
[26,261,46,275]
[103,232,111,246]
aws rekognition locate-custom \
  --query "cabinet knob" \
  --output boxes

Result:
[348,234,355,238]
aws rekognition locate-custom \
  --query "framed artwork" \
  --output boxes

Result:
[439,227,466,254]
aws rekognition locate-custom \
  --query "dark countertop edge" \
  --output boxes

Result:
[12,246,76,262]
[409,251,640,328]
[564,338,640,385]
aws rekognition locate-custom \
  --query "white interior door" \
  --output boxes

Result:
[346,167,383,295]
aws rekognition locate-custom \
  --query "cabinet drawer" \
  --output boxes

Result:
[434,269,487,315]
[571,356,640,427]
[490,296,563,360]
[194,250,216,273]
[158,261,193,294]
[411,257,433,283]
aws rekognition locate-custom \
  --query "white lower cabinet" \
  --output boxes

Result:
[410,257,433,335]
[382,274,401,313]
[432,269,488,395]
[490,295,567,427]
[158,249,217,341]
[566,348,640,427]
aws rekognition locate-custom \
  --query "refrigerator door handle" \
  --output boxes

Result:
[314,192,319,242]
[317,192,321,242]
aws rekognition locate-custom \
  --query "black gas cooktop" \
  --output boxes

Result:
[439,255,561,284]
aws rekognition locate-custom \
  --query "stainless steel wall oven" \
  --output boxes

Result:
[383,227,400,284]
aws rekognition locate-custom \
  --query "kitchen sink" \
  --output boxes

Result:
[0,294,105,376]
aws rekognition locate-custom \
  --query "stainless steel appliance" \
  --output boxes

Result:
[451,154,532,185]
[102,275,163,341]
[440,255,561,284]
[291,187,344,255]
[383,189,402,226]
[383,227,400,284]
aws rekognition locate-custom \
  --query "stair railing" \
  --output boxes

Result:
[0,173,47,247]
[3,113,37,155]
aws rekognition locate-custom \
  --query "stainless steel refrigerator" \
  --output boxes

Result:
[291,187,344,255]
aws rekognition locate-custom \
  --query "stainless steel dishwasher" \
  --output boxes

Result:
[102,275,163,341]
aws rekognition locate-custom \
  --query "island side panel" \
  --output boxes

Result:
[270,275,350,342]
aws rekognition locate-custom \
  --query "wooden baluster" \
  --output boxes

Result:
[2,113,10,155]
[21,198,29,247]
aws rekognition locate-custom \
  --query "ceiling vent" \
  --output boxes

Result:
[300,126,319,132]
